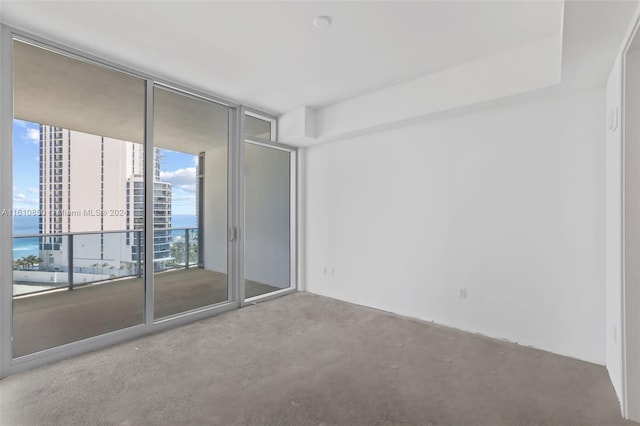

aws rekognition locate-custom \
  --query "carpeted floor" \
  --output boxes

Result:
[0,292,636,426]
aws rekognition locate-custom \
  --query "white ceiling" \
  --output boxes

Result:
[1,1,638,119]
[1,0,564,115]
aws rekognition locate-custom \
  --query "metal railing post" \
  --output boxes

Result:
[136,230,142,277]
[67,234,74,291]
[185,229,190,269]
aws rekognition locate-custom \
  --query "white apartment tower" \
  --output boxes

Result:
[38,125,172,272]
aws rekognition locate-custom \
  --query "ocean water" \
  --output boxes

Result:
[13,215,39,235]
[13,238,40,261]
[13,216,40,261]
[12,215,197,261]
[170,215,197,229]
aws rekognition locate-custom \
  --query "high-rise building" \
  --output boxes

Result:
[150,150,172,268]
[38,125,172,273]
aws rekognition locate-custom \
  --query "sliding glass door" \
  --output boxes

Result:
[152,86,230,319]
[1,29,295,376]
[11,39,146,357]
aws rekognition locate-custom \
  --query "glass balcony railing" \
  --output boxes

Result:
[163,227,199,271]
[12,227,199,297]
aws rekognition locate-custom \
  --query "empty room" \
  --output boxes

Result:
[1,1,640,425]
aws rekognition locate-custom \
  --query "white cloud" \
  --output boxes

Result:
[27,187,38,194]
[15,119,40,145]
[13,193,38,205]
[160,167,196,186]
[25,128,39,144]
[179,184,196,193]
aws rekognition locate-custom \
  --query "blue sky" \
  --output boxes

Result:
[157,149,198,216]
[12,120,40,211]
[13,119,197,216]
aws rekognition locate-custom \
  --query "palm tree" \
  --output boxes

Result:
[13,258,25,270]
[14,255,41,271]
[91,263,101,278]
[24,255,42,270]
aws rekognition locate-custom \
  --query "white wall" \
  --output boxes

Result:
[605,53,624,403]
[304,89,606,364]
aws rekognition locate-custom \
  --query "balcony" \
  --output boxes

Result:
[12,228,279,357]
[12,228,203,297]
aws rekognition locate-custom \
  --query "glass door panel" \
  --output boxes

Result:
[244,142,293,299]
[152,86,230,319]
[11,40,146,357]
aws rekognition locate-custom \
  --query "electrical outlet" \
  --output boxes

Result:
[458,288,467,299]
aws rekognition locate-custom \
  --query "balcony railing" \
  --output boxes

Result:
[12,227,199,297]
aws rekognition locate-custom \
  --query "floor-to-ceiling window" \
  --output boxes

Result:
[1,29,296,377]
[11,40,146,357]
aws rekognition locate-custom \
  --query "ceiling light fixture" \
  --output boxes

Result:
[313,16,332,29]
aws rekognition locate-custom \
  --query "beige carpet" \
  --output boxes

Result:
[1,292,636,425]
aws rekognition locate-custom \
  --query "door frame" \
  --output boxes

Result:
[621,10,640,421]
[238,109,298,307]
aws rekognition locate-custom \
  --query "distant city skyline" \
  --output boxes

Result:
[12,119,198,216]
[34,124,175,271]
